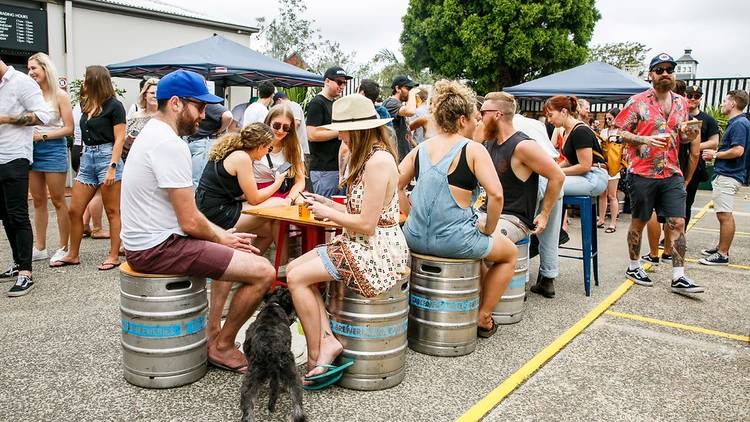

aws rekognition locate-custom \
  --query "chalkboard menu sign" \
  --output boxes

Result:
[0,5,48,53]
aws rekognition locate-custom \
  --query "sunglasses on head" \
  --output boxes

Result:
[652,67,675,75]
[271,122,291,132]
[686,93,702,100]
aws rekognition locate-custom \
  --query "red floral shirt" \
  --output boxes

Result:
[614,88,690,179]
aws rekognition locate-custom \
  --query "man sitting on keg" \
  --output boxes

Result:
[479,92,565,294]
[120,70,275,373]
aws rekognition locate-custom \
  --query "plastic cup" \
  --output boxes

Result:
[298,203,311,219]
[331,195,346,205]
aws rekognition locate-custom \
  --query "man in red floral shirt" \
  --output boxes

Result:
[613,53,703,294]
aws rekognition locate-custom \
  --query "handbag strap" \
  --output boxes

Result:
[213,160,244,202]
[266,153,274,169]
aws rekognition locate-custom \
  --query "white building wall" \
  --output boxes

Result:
[44,4,253,109]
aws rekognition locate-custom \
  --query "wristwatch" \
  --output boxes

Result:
[41,134,48,142]
[109,162,117,169]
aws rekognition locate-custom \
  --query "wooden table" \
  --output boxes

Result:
[243,205,342,284]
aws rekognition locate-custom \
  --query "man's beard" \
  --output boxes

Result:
[176,110,200,137]
[483,117,499,140]
[653,77,675,92]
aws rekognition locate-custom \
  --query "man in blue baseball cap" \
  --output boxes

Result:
[120,69,275,373]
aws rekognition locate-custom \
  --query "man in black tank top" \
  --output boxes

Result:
[481,92,565,297]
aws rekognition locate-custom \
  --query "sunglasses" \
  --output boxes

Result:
[271,122,291,132]
[652,67,675,75]
[180,97,207,113]
[686,93,702,100]
[332,79,348,86]
[480,109,502,116]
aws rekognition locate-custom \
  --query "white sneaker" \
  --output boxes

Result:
[32,247,48,261]
[49,248,67,264]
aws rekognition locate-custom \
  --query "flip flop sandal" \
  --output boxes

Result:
[303,371,344,391]
[91,230,110,239]
[477,320,498,338]
[49,260,80,268]
[605,227,617,233]
[209,359,247,374]
[303,358,355,391]
[597,223,605,228]
[98,262,121,271]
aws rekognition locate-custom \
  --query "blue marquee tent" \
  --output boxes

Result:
[106,35,323,88]
[504,61,650,102]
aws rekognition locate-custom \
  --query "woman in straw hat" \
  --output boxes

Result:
[286,94,409,388]
[398,79,517,339]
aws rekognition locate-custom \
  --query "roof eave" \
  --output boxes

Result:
[69,0,259,35]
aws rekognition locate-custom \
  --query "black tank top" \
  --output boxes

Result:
[196,159,244,210]
[483,131,539,229]
[414,144,477,190]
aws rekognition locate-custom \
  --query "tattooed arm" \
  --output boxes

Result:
[0,112,42,126]
[618,130,669,149]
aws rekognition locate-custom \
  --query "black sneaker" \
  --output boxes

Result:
[558,230,570,246]
[0,263,19,279]
[700,247,719,257]
[7,274,34,297]
[626,267,653,286]
[698,252,729,266]
[671,276,704,294]
[640,254,659,265]
[661,253,672,264]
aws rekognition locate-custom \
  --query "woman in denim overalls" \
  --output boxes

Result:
[398,80,517,338]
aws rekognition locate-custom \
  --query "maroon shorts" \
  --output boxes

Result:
[125,234,234,279]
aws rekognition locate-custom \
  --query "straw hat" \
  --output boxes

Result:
[321,94,392,131]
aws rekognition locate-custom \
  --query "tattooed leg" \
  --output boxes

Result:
[628,219,647,260]
[667,217,686,267]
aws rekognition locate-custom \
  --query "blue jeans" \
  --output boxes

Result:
[188,138,214,190]
[563,168,608,197]
[536,176,563,278]
[75,144,123,186]
[310,170,344,197]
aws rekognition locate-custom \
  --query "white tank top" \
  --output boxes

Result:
[35,98,63,135]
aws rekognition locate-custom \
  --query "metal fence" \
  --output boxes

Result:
[517,77,750,116]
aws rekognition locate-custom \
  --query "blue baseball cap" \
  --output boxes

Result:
[156,69,223,104]
[649,53,676,71]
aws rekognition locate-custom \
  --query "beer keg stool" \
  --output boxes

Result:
[492,236,530,324]
[120,262,208,389]
[326,271,410,391]
[206,279,239,318]
[408,253,480,357]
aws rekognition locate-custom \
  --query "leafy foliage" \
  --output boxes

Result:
[705,105,729,133]
[400,0,600,93]
[68,79,126,106]
[588,42,651,77]
[366,49,439,98]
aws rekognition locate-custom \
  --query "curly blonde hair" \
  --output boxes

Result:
[208,123,273,161]
[430,79,476,134]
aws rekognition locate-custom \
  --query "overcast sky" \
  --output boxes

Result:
[187,0,748,78]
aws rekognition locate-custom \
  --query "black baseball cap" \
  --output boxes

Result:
[686,85,703,95]
[273,92,288,102]
[324,66,353,81]
[649,53,676,71]
[391,75,418,89]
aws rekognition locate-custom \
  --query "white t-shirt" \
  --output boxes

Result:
[120,118,192,251]
[253,149,298,184]
[242,101,269,126]
[72,104,82,146]
[0,66,52,164]
[513,114,559,160]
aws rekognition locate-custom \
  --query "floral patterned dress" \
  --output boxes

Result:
[326,147,410,298]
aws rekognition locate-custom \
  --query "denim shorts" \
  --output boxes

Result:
[75,143,123,186]
[32,138,68,172]
[316,246,342,281]
[310,170,345,197]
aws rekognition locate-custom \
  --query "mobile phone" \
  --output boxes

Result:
[276,162,292,174]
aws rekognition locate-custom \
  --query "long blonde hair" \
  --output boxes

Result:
[137,78,159,109]
[81,65,116,117]
[342,125,398,189]
[209,123,274,161]
[263,104,305,178]
[28,52,59,111]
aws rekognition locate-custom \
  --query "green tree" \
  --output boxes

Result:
[367,49,438,98]
[400,0,600,93]
[588,41,650,77]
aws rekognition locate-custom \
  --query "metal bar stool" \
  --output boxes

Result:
[560,195,599,296]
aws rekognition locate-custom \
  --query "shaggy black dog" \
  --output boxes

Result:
[240,287,305,422]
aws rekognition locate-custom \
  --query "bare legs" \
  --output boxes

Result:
[286,249,342,379]
[478,233,518,331]
[597,178,619,229]
[29,171,70,252]
[84,192,105,237]
[716,212,735,255]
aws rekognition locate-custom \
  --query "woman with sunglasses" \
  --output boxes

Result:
[51,65,126,270]
[195,123,291,254]
[597,107,622,233]
[122,77,158,161]
[26,53,74,265]
[258,104,306,200]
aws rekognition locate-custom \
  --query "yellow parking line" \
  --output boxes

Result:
[686,258,750,271]
[455,280,634,422]
[605,310,750,343]
[686,201,713,232]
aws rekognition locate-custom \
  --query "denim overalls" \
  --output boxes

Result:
[403,139,492,259]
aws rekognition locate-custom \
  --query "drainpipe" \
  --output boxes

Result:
[64,1,74,80]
